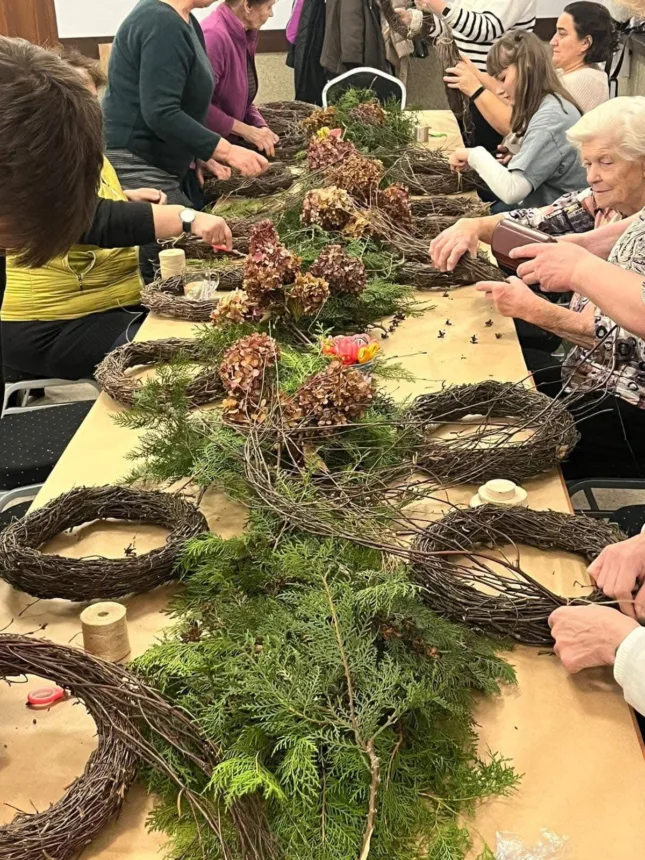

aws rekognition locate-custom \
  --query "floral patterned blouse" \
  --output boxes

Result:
[510,189,645,407]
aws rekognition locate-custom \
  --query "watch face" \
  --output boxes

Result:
[181,208,197,225]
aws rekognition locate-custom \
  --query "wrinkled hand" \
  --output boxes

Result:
[395,7,412,27]
[512,241,589,292]
[430,218,480,271]
[475,276,542,321]
[588,533,645,619]
[192,212,233,250]
[549,605,639,673]
[196,158,232,188]
[222,144,268,177]
[444,60,481,97]
[244,125,280,158]
[124,187,168,205]
[449,148,470,173]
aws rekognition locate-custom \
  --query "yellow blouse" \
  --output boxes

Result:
[2,159,143,322]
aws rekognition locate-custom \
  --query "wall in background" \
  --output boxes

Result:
[53,0,575,39]
[53,0,292,37]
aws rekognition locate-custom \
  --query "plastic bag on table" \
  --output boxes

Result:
[495,828,568,859]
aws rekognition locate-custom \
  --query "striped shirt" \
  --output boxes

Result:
[425,0,537,72]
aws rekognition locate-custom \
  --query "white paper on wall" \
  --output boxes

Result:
[53,0,293,38]
[52,0,623,40]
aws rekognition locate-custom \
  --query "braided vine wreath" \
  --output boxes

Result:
[95,337,225,408]
[404,381,580,485]
[141,274,221,322]
[411,505,622,646]
[0,486,207,601]
[0,634,237,860]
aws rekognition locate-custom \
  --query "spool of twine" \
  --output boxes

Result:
[80,602,131,662]
[159,248,186,280]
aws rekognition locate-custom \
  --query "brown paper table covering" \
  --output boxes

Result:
[1,111,643,859]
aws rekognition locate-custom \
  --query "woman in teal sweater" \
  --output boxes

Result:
[104,0,267,206]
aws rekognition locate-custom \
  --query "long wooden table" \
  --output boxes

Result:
[1,111,644,859]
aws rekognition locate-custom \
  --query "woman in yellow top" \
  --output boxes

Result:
[1,49,232,381]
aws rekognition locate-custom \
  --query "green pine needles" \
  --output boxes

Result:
[135,517,518,860]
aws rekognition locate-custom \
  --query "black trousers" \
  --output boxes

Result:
[1,306,145,382]
[523,348,645,481]
[457,100,503,152]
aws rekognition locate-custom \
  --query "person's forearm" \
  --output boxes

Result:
[567,214,638,259]
[468,147,532,205]
[526,298,596,349]
[151,205,189,240]
[232,120,253,138]
[472,90,511,136]
[474,213,506,245]
[614,627,645,717]
[571,255,645,339]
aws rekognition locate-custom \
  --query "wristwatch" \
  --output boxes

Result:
[180,208,197,234]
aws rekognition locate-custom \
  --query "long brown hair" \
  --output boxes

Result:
[487,31,582,136]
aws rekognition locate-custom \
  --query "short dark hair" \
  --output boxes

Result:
[0,37,104,268]
[564,2,619,65]
[52,45,108,90]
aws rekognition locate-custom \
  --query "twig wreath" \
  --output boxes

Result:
[257,100,317,136]
[396,255,502,290]
[410,505,622,646]
[0,634,274,860]
[141,275,220,322]
[0,486,208,601]
[203,162,295,202]
[405,381,580,484]
[171,234,250,266]
[409,196,491,219]
[96,338,225,408]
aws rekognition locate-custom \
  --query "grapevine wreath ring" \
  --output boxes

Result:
[141,274,220,322]
[0,486,208,601]
[405,380,580,485]
[95,337,226,408]
[0,634,264,860]
[411,505,623,646]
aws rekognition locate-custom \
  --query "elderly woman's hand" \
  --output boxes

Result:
[512,241,590,292]
[244,126,280,159]
[588,532,645,619]
[549,605,639,673]
[449,148,470,173]
[430,218,480,271]
[444,60,482,98]
[475,276,544,322]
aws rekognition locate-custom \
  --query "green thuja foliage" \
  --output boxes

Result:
[135,518,518,860]
[330,89,417,153]
[114,330,416,491]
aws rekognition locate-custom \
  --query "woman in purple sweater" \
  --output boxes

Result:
[202,0,280,157]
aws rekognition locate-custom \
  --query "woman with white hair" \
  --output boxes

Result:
[434,97,645,480]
